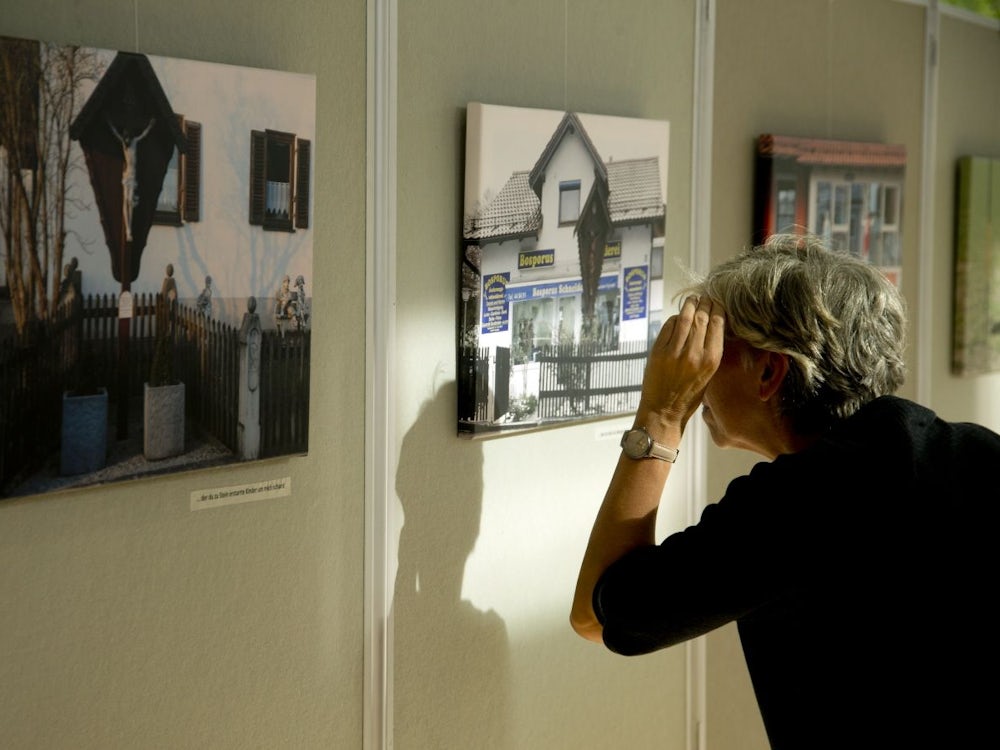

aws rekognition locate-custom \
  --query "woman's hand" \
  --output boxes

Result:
[637,295,726,434]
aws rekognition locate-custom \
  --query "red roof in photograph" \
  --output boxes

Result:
[757,134,906,169]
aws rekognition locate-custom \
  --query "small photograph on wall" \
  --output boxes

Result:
[459,102,669,438]
[753,133,906,287]
[0,35,315,500]
[952,156,1000,376]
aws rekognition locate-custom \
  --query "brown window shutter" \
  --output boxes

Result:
[249,129,266,225]
[295,138,311,229]
[183,121,201,222]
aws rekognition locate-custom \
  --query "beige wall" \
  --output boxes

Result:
[0,2,367,749]
[930,14,1000,430]
[1,1,997,749]
[392,2,697,747]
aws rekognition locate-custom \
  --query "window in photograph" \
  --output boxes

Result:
[153,115,201,226]
[249,129,311,232]
[810,176,903,266]
[776,176,798,232]
[559,179,581,224]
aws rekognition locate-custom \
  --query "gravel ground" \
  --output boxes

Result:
[6,397,237,500]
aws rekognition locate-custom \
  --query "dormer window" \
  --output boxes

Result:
[559,179,581,225]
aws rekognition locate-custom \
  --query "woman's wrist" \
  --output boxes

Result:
[632,407,684,448]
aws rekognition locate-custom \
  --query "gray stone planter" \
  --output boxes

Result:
[143,382,185,460]
[61,387,108,475]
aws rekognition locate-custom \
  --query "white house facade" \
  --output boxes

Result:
[467,112,665,362]
[2,43,316,329]
[460,111,666,430]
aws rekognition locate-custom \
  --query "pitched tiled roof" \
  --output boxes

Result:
[529,112,607,190]
[757,134,906,169]
[607,158,664,224]
[465,170,542,240]
[465,113,665,242]
[466,157,664,241]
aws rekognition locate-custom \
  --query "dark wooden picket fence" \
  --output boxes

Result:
[457,341,644,428]
[0,292,310,495]
[0,306,79,491]
[458,346,510,425]
[537,340,647,418]
[258,327,310,458]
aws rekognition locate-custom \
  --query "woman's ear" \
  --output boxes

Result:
[759,351,790,402]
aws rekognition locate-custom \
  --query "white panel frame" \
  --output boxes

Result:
[364,0,397,748]
[918,0,939,406]
[687,2,714,749]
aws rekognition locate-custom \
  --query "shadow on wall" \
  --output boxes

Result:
[392,381,512,748]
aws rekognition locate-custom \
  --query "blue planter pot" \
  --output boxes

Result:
[61,388,109,475]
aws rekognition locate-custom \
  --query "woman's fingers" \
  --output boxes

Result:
[704,300,726,363]
[652,313,678,351]
[662,295,700,356]
[668,295,723,362]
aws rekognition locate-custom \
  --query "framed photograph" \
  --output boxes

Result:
[753,133,907,287]
[459,103,669,438]
[0,35,315,500]
[952,156,1000,376]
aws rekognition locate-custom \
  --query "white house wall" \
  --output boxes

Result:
[478,126,660,351]
[66,48,315,324]
[536,128,596,251]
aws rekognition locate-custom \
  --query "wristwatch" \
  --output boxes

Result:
[620,427,679,463]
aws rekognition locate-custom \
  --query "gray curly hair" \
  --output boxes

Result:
[684,233,907,432]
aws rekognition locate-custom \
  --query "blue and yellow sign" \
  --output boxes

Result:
[623,265,648,321]
[506,274,618,303]
[481,273,510,333]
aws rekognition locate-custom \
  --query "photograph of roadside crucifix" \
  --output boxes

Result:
[458,102,669,438]
[0,35,315,500]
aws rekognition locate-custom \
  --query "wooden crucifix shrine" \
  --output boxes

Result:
[70,52,186,439]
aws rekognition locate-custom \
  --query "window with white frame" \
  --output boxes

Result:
[810,176,902,267]
[775,176,798,233]
[559,179,581,225]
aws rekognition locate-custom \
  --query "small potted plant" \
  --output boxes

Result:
[143,296,185,459]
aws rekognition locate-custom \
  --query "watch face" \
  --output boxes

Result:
[622,429,651,458]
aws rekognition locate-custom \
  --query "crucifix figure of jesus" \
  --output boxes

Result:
[108,116,155,241]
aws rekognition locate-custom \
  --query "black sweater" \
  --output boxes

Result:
[594,396,999,749]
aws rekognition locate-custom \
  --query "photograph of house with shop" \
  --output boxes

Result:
[459,103,668,437]
[753,133,907,287]
[0,35,314,499]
